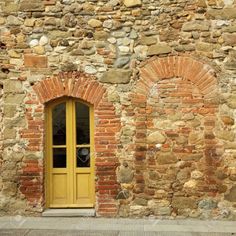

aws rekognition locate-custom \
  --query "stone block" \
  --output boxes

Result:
[25,153,42,160]
[45,17,57,26]
[3,128,16,139]
[196,42,218,52]
[216,170,228,180]
[198,199,217,209]
[174,44,195,52]
[133,197,148,206]
[4,117,26,129]
[225,185,236,202]
[147,131,166,144]
[61,63,78,72]
[188,131,204,145]
[19,1,44,12]
[175,136,188,145]
[101,69,132,84]
[4,94,25,104]
[218,184,228,193]
[94,31,109,40]
[108,91,120,102]
[197,0,207,7]
[6,16,23,26]
[2,3,19,13]
[221,116,234,125]
[172,197,197,209]
[184,178,197,189]
[215,130,235,141]
[4,105,17,117]
[191,170,204,180]
[8,50,21,58]
[224,141,236,149]
[124,0,142,7]
[24,19,35,27]
[140,36,157,45]
[88,19,102,28]
[221,8,236,19]
[114,57,130,68]
[2,182,17,196]
[182,21,210,31]
[116,190,130,199]
[0,17,5,25]
[4,80,22,93]
[48,31,72,40]
[223,24,236,33]
[223,33,236,45]
[184,153,203,161]
[225,58,236,70]
[33,46,45,55]
[156,152,177,165]
[117,163,134,183]
[207,8,236,20]
[154,206,171,216]
[147,43,172,56]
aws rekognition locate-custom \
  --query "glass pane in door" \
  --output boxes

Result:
[76,102,90,145]
[76,147,90,167]
[52,103,66,145]
[53,148,67,168]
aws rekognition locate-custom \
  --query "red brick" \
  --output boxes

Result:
[44,0,56,5]
[24,54,48,68]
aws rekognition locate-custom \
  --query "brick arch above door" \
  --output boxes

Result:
[20,72,121,216]
[33,72,106,107]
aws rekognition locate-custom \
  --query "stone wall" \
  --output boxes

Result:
[0,0,236,219]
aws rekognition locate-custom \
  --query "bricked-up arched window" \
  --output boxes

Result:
[129,56,220,216]
[45,98,95,208]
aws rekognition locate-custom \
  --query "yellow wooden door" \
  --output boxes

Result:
[45,98,95,208]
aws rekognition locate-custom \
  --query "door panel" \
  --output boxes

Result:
[52,173,68,204]
[76,173,91,203]
[46,98,95,208]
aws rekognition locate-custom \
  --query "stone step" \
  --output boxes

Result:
[42,209,95,217]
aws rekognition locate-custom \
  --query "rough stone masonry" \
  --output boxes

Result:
[1,0,236,219]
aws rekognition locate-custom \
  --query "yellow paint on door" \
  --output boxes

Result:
[76,173,90,198]
[45,98,95,208]
[52,173,68,203]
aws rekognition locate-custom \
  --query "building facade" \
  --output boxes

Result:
[0,0,236,219]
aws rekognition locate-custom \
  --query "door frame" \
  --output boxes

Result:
[45,97,95,208]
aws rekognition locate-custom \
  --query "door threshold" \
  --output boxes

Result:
[42,208,96,217]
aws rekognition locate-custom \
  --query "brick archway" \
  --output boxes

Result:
[33,72,106,106]
[20,72,121,216]
[130,56,221,214]
[137,56,217,98]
